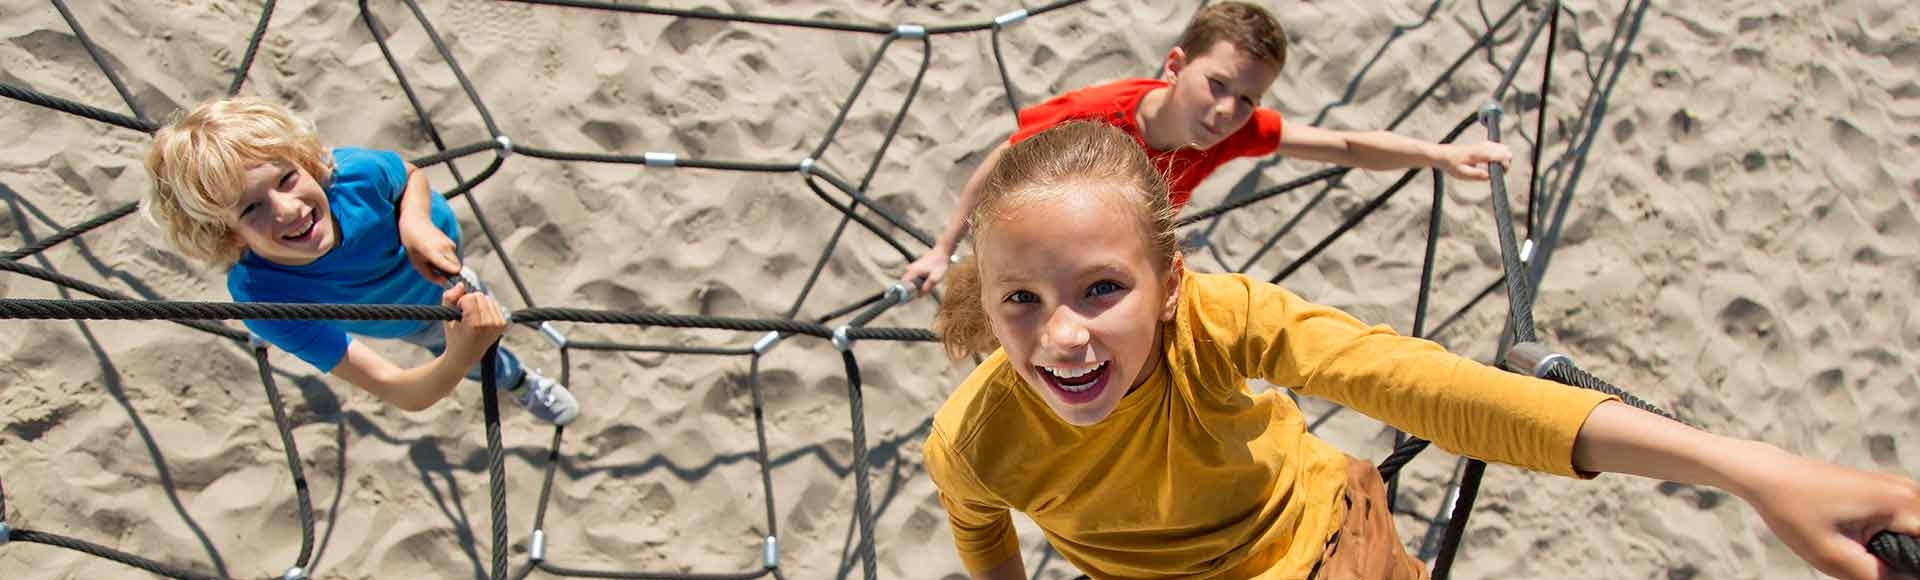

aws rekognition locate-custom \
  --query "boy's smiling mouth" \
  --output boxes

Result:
[281,213,318,242]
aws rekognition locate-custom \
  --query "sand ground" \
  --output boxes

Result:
[2,1,1916,578]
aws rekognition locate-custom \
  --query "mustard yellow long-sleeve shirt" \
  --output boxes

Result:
[924,271,1614,579]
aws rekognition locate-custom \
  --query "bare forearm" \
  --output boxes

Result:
[1572,401,1775,496]
[1339,130,1445,171]
[933,142,1010,255]
[334,340,479,412]
[397,164,435,229]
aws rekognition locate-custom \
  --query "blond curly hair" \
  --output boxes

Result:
[142,97,332,266]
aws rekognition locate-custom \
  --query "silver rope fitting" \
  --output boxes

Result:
[763,535,780,568]
[248,333,271,350]
[1503,341,1569,379]
[282,566,307,580]
[753,331,785,355]
[798,157,817,176]
[1519,238,1535,263]
[832,326,852,352]
[530,529,547,561]
[896,24,927,39]
[948,251,963,264]
[884,282,915,305]
[643,152,678,167]
[0,522,10,545]
[539,322,567,349]
[494,135,514,159]
[994,9,1030,27]
[1480,102,1503,117]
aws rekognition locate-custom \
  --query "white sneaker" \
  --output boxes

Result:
[509,368,580,426]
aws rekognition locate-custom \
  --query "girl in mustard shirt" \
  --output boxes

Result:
[924,120,1920,580]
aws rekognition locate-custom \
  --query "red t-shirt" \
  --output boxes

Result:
[1010,78,1285,210]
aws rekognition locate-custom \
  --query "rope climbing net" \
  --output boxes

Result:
[1,1,1915,579]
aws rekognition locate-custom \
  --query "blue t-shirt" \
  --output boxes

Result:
[228,147,460,372]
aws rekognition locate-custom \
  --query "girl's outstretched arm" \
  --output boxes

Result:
[968,553,1025,580]
[1573,401,1920,580]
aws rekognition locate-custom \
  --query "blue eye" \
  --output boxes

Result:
[1088,280,1124,297]
[1005,290,1039,304]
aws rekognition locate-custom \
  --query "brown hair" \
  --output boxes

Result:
[936,121,1180,360]
[1176,1,1288,71]
[143,97,333,266]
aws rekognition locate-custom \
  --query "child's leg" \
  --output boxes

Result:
[393,322,528,389]
[1311,457,1429,580]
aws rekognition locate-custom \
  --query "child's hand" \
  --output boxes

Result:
[402,221,461,286]
[1435,141,1514,181]
[901,249,953,296]
[1737,448,1920,579]
[441,284,508,356]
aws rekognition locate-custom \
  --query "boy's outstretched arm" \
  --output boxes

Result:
[396,161,460,286]
[901,141,1012,296]
[328,285,509,411]
[1574,401,1920,580]
[1274,124,1512,181]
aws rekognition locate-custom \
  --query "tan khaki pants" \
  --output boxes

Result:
[1310,458,1430,580]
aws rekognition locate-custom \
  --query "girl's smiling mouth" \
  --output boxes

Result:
[1038,361,1112,404]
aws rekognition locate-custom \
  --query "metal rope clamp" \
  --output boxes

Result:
[832,326,853,352]
[282,566,307,580]
[753,331,785,356]
[0,521,10,545]
[644,152,678,168]
[1503,341,1569,379]
[994,9,1030,27]
[884,282,915,305]
[494,135,515,159]
[530,529,547,561]
[763,535,779,568]
[538,322,567,349]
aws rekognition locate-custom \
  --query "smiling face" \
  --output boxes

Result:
[974,181,1181,426]
[1158,40,1280,150]
[226,159,336,265]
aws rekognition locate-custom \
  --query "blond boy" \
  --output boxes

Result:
[143,97,578,425]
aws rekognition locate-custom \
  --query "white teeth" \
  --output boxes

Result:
[1041,361,1108,393]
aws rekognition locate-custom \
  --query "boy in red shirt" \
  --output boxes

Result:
[901,2,1511,295]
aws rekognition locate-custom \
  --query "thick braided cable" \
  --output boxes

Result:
[252,344,317,571]
[840,349,877,580]
[1539,360,1680,423]
[1870,532,1920,577]
[6,528,225,580]
[0,261,248,341]
[0,298,937,341]
[481,345,509,580]
[49,0,149,125]
[0,82,157,133]
[226,0,278,96]
[3,201,139,261]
